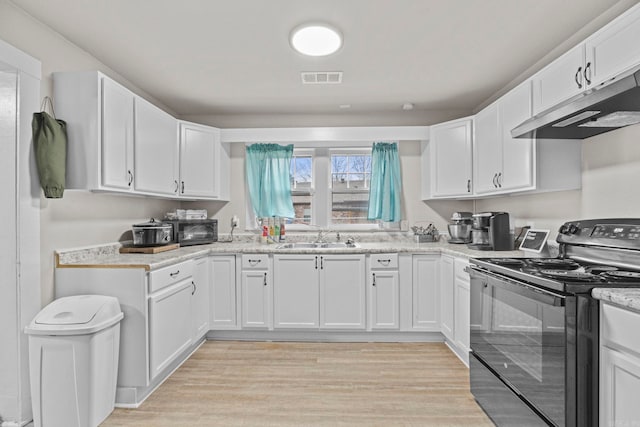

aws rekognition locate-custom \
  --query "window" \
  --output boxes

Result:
[330,153,375,225]
[290,154,312,225]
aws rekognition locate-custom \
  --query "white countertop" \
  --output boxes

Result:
[56,239,525,271]
[592,288,640,313]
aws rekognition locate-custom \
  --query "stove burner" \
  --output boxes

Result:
[490,258,526,266]
[529,259,580,270]
[601,270,640,281]
[539,269,602,281]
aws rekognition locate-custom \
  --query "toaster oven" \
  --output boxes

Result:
[166,219,217,246]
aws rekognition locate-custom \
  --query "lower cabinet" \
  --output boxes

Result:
[440,255,455,340]
[210,255,237,329]
[453,258,471,362]
[148,278,193,380]
[273,254,366,329]
[368,253,400,330]
[600,302,640,426]
[412,255,440,330]
[241,254,272,329]
[191,257,210,342]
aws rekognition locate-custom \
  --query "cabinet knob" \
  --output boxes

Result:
[575,66,583,89]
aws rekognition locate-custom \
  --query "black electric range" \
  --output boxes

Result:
[468,219,640,427]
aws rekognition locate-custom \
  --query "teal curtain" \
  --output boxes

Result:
[246,143,295,218]
[367,142,402,222]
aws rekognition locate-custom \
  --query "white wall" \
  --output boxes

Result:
[0,1,181,305]
[476,123,640,236]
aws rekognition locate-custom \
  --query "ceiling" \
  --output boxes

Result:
[10,0,628,118]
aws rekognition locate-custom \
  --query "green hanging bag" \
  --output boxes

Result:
[32,96,67,198]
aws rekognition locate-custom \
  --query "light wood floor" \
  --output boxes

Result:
[102,341,493,427]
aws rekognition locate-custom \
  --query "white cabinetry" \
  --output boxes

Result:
[320,255,366,329]
[368,254,400,330]
[210,255,237,329]
[134,97,178,196]
[240,254,272,329]
[178,121,230,200]
[412,255,440,330]
[273,254,365,330]
[439,255,455,341]
[422,117,473,199]
[600,302,640,427]
[191,257,210,342]
[273,254,319,328]
[453,258,471,365]
[533,4,640,114]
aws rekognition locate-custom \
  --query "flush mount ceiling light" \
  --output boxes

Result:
[290,24,342,56]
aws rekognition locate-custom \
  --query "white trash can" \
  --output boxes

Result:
[25,295,124,427]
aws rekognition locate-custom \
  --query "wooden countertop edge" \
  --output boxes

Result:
[55,253,150,271]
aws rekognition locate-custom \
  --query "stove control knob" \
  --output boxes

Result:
[559,225,568,234]
[569,224,579,234]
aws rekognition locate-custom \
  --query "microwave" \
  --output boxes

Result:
[166,219,217,246]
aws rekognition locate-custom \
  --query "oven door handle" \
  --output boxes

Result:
[468,266,566,307]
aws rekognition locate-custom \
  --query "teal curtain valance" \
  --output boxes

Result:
[246,143,295,219]
[367,142,401,222]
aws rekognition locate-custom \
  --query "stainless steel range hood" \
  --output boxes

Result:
[512,66,640,139]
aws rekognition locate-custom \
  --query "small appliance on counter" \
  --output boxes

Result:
[131,218,174,247]
[165,218,218,246]
[447,211,473,244]
[467,212,512,251]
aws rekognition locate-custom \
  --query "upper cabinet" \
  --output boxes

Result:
[53,71,229,200]
[533,4,640,114]
[474,82,535,195]
[178,121,230,200]
[422,117,474,199]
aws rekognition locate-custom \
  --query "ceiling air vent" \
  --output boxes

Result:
[301,71,343,84]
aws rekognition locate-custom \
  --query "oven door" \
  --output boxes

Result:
[469,267,568,427]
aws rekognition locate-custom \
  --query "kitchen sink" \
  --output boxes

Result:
[276,242,359,249]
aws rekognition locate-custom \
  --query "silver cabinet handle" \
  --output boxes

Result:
[497,172,502,188]
[377,259,391,266]
[248,259,261,266]
[584,62,592,85]
[169,270,180,277]
[372,273,376,286]
[575,66,583,89]
[128,170,133,187]
[191,281,196,295]
[263,272,267,286]
[467,179,471,193]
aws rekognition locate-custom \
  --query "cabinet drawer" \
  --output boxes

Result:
[370,253,398,269]
[149,260,193,293]
[601,303,640,356]
[242,254,269,269]
[454,257,470,281]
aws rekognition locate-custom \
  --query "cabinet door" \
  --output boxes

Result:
[273,255,319,328]
[473,103,501,195]
[369,270,399,330]
[499,82,534,192]
[101,78,134,190]
[600,346,640,427]
[439,255,454,341]
[586,5,640,89]
[320,255,366,329]
[454,277,470,356]
[430,117,473,197]
[532,44,585,115]
[241,270,271,328]
[412,255,439,330]
[191,257,210,342]
[148,279,193,380]
[134,97,178,195]
[210,255,237,329]
[179,122,220,198]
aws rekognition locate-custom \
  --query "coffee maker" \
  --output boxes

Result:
[467,212,512,251]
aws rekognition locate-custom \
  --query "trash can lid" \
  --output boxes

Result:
[25,295,124,336]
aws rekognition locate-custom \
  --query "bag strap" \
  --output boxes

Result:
[40,96,56,119]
